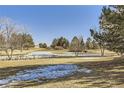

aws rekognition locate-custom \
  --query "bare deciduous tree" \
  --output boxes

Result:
[0,17,21,60]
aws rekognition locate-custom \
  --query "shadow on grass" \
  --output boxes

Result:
[0,57,124,88]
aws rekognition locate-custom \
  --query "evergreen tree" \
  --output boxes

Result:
[92,40,99,49]
[39,43,47,48]
[90,29,107,56]
[51,38,58,48]
[69,36,81,56]
[23,34,34,50]
[86,37,93,49]
[79,36,85,51]
[51,37,69,49]
[100,5,124,55]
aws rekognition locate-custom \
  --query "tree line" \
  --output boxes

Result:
[48,36,99,53]
[90,5,124,56]
[40,5,124,56]
[1,5,124,60]
[0,17,34,60]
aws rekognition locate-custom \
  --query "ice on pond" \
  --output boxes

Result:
[0,79,10,85]
[29,51,57,56]
[39,65,78,79]
[0,64,92,86]
[77,68,92,73]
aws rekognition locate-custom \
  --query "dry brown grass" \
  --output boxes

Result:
[87,49,116,55]
[0,48,49,56]
[0,56,123,88]
[0,48,123,88]
[0,48,116,56]
[0,56,114,68]
[29,57,124,88]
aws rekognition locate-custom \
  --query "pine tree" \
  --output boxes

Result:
[86,37,93,49]
[69,36,81,56]
[100,5,124,55]
[79,36,85,51]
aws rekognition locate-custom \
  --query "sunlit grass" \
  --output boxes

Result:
[0,56,123,88]
[0,56,115,68]
[0,48,117,56]
[29,57,124,88]
[0,48,123,88]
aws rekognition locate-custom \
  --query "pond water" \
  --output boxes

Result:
[29,51,58,57]
[30,51,101,56]
[0,64,92,87]
[30,51,56,56]
[0,51,102,60]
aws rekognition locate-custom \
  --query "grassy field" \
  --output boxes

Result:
[0,55,124,88]
[28,57,124,88]
[0,48,116,56]
[0,49,123,88]
[87,49,116,55]
[0,48,68,56]
[0,56,115,68]
[0,48,49,56]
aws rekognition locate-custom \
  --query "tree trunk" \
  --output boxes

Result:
[100,46,105,56]
[5,49,10,60]
[101,48,105,56]
[10,49,14,60]
[5,49,14,60]
[20,47,23,52]
[75,52,78,56]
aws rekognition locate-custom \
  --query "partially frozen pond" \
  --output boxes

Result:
[0,51,102,60]
[28,51,101,57]
[29,51,57,57]
[0,64,92,87]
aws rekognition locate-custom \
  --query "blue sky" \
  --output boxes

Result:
[0,5,103,45]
